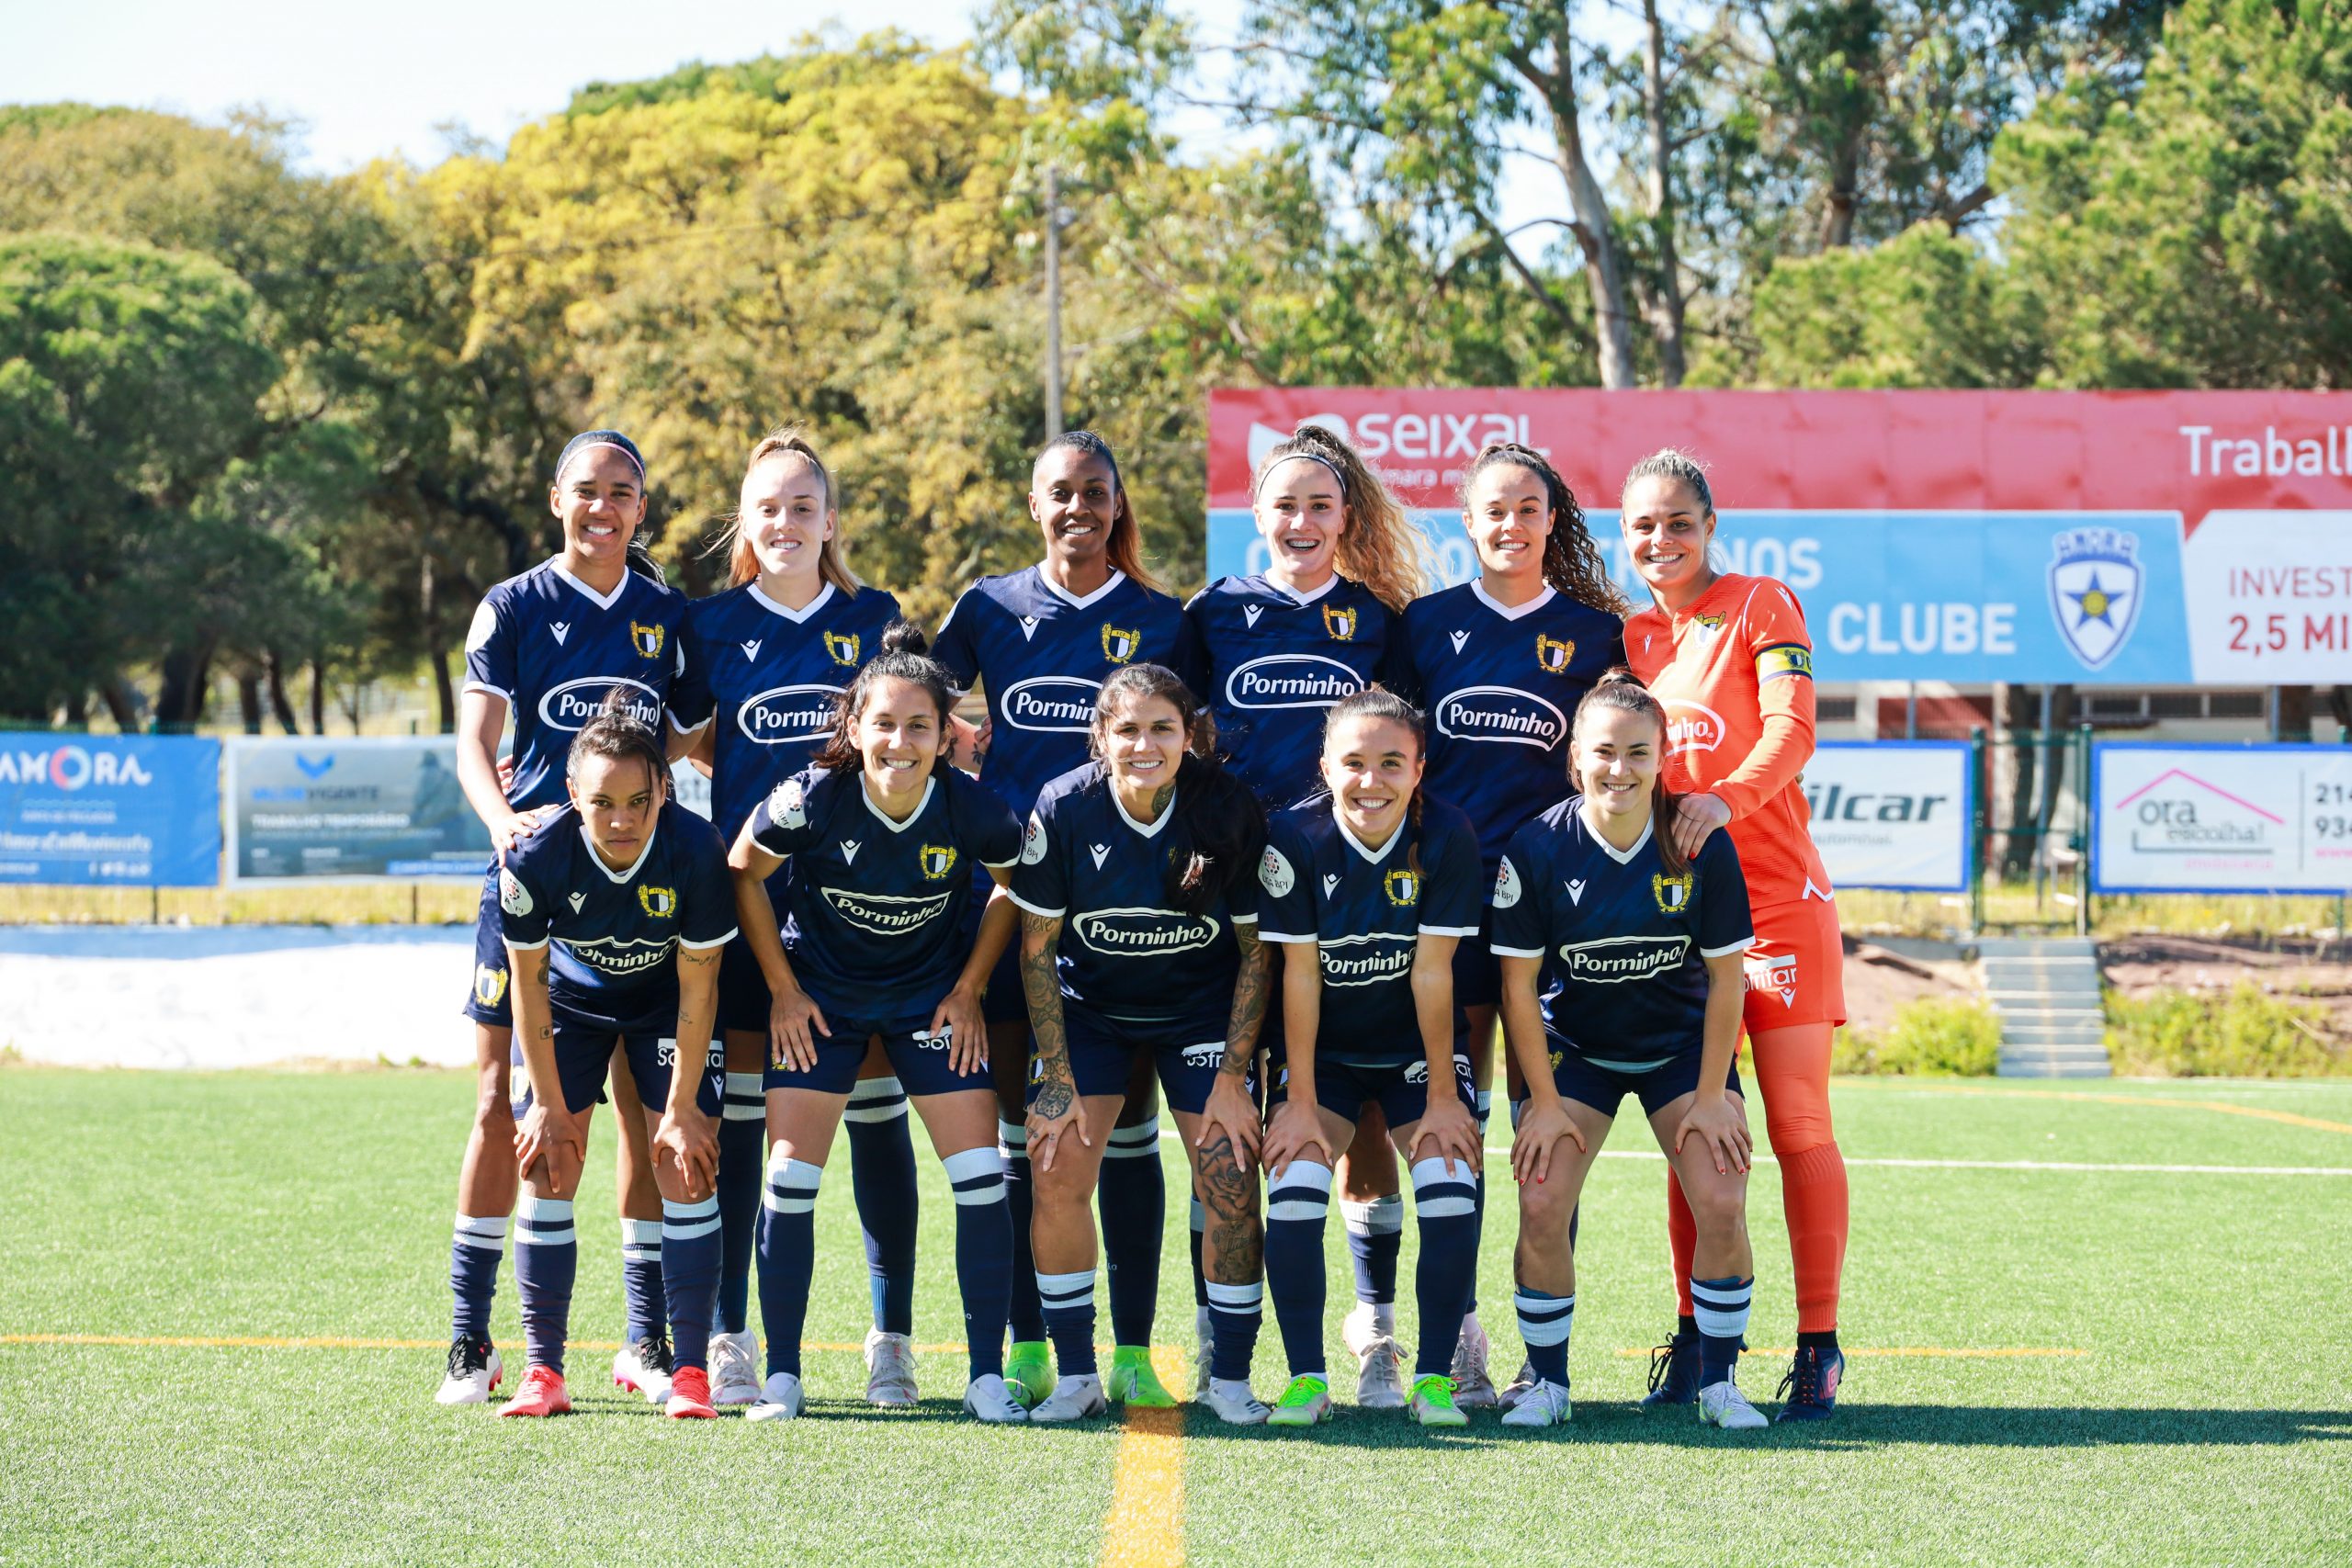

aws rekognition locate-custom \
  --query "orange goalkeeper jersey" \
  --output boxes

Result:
[1623,572,1832,911]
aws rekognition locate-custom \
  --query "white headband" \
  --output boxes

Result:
[1253,450,1350,502]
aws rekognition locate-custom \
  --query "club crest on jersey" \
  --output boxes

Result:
[1322,604,1358,641]
[1383,868,1419,907]
[919,844,958,880]
[823,630,861,667]
[473,964,508,1009]
[630,621,665,660]
[1691,613,1726,650]
[637,885,677,919]
[1101,625,1140,664]
[1652,873,1692,913]
[1536,633,1575,673]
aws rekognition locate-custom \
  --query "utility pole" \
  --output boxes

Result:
[1043,164,1064,439]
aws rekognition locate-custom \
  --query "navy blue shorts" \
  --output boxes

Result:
[1031,1002,1248,1116]
[763,1006,989,1099]
[1269,1052,1476,1130]
[1547,1041,1742,1121]
[512,1017,725,1121]
[1453,907,1500,1010]
[460,862,513,1028]
[980,942,1027,1026]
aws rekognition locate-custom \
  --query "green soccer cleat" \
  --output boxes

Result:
[1106,1345,1180,1408]
[1268,1374,1334,1427]
[1409,1373,1469,1427]
[1004,1342,1056,1408]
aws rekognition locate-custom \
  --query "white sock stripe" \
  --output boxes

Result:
[842,1101,910,1124]
[518,1195,574,1223]
[1035,1269,1095,1307]
[1107,1117,1160,1148]
[453,1214,506,1249]
[1266,1200,1330,1222]
[1514,1292,1576,1347]
[846,1076,908,1105]
[1694,1305,1751,1338]
[664,1196,721,1219]
[1690,1278,1753,1306]
[1409,1156,1478,1189]
[518,1228,577,1247]
[722,1102,765,1122]
[663,1196,722,1239]
[762,1156,824,1214]
[725,1071,765,1095]
[664,1217,723,1240]
[1204,1280,1263,1309]
[621,1247,661,1263]
[619,1218,663,1246]
[1340,1194,1404,1236]
[943,1146,1007,1202]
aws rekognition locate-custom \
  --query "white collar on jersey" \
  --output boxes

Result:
[748,581,837,624]
[1471,578,1557,622]
[1578,804,1654,866]
[859,773,936,834]
[1110,782,1175,839]
[550,561,629,613]
[1333,811,1405,866]
[1038,566,1127,611]
[1261,571,1339,607]
[578,817,661,884]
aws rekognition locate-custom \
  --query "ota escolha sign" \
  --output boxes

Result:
[2091,743,2352,894]
[0,733,221,886]
[226,738,491,884]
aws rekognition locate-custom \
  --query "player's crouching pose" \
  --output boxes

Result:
[496,707,738,1419]
[726,626,1029,1423]
[1255,691,1487,1427]
[1012,665,1273,1424]
[1493,673,1768,1431]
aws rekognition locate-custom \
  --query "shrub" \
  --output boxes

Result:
[1832,997,2003,1076]
[2106,985,2352,1077]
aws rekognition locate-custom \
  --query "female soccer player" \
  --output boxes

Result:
[1383,439,1628,1404]
[495,708,739,1420]
[438,429,690,1409]
[1183,422,1426,1397]
[1621,449,1849,1420]
[725,626,1028,1423]
[1255,690,1486,1427]
[1011,666,1271,1424]
[671,430,926,1409]
[1492,673,1767,1431]
[933,432,1201,1408]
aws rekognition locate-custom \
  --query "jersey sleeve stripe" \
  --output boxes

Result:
[1006,889,1065,919]
[1700,937,1756,958]
[1487,942,1544,958]
[1231,912,1259,925]
[1417,924,1482,937]
[462,679,512,702]
[1256,929,1316,944]
[501,936,550,952]
[979,855,1019,869]
[680,930,739,951]
[668,713,711,736]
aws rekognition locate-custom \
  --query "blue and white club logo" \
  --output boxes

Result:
[2046,526,2143,670]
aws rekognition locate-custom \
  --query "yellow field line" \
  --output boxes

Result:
[1905,1085,2352,1136]
[1097,1345,1187,1568]
[1611,1345,2086,1359]
[0,1333,971,1355]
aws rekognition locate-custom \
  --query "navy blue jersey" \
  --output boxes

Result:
[462,560,688,811]
[498,799,737,1033]
[1256,794,1484,1065]
[1008,763,1259,1024]
[1185,574,1396,808]
[1487,798,1752,1067]
[1386,581,1625,867]
[746,762,1022,1010]
[671,581,904,840]
[933,566,1202,820]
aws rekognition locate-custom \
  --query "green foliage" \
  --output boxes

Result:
[1751,226,2043,386]
[2107,984,2352,1077]
[1833,995,2004,1074]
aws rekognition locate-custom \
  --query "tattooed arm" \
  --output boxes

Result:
[1021,909,1087,1170]
[1196,923,1267,1168]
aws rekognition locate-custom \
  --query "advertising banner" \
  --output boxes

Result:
[1803,741,1973,892]
[1207,389,2352,684]
[0,733,220,886]
[226,738,491,883]
[2090,743,2352,894]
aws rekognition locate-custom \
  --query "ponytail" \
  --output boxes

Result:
[1569,669,1687,879]
[809,622,959,773]
[1253,424,1429,612]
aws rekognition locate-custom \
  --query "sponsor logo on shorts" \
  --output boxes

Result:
[637,885,676,919]
[1557,935,1690,983]
[654,1038,719,1070]
[1224,653,1363,710]
[1181,1043,1225,1069]
[1434,686,1566,750]
[1001,676,1102,733]
[912,1025,951,1050]
[738,684,842,746]
[1071,908,1221,956]
[1746,950,1801,1006]
[820,886,954,937]
[1317,932,1414,987]
[539,678,662,733]
[1403,1060,1429,1084]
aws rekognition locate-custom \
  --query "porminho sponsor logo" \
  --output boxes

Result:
[1560,935,1690,983]
[540,678,662,733]
[1317,933,1413,987]
[1225,654,1363,711]
[1001,675,1102,732]
[820,887,954,936]
[1434,686,1567,750]
[565,936,679,976]
[1072,908,1220,956]
[1664,699,1724,757]
[738,683,843,746]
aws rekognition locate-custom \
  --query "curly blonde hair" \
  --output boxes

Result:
[1250,423,1429,613]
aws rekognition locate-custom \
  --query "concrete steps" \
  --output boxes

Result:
[1978,937,2111,1078]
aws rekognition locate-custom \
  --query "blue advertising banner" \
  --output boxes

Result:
[0,733,220,886]
[226,737,492,883]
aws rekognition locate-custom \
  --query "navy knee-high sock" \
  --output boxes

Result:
[448,1213,504,1343]
[944,1147,1012,1380]
[1264,1160,1334,1378]
[999,1120,1046,1343]
[1514,1286,1574,1388]
[755,1156,822,1379]
[1409,1156,1480,1378]
[1692,1273,1755,1386]
[845,1077,919,1336]
[619,1217,664,1344]
[514,1195,576,1373]
[1341,1193,1402,1326]
[1100,1117,1164,1348]
[1037,1269,1097,1378]
[715,1072,764,1336]
[661,1194,722,1373]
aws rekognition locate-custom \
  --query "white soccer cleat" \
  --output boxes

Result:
[1193,1305,1215,1396]
[865,1328,919,1407]
[1028,1373,1108,1423]
[1497,1357,1539,1412]
[962,1373,1030,1424]
[1353,1334,1408,1409]
[435,1339,503,1406]
[1204,1377,1271,1426]
[613,1337,673,1405]
[1450,1311,1498,1408]
[745,1371,805,1422]
[1698,1379,1770,1430]
[709,1330,762,1406]
[1498,1378,1572,1428]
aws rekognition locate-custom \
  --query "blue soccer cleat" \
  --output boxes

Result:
[1639,1329,1702,1408]
[1776,1343,1844,1422]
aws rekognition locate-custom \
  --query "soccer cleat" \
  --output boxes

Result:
[745,1371,805,1422]
[1351,1334,1407,1409]
[709,1330,762,1406]
[1193,1305,1216,1396]
[864,1328,919,1408]
[1776,1344,1845,1422]
[1004,1341,1056,1407]
[962,1374,1030,1424]
[1698,1379,1769,1430]
[1267,1374,1333,1427]
[1409,1373,1468,1427]
[1107,1346,1179,1408]
[614,1335,674,1405]
[1204,1377,1270,1425]
[1498,1378,1571,1428]
[1028,1373,1108,1423]
[1640,1329,1702,1409]
[435,1337,503,1406]
[496,1364,571,1418]
[1497,1358,1538,1412]
[665,1365,718,1419]
[1450,1311,1498,1408]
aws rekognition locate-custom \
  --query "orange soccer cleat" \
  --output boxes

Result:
[665,1365,718,1419]
[496,1364,573,1418]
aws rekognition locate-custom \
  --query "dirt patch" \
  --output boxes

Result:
[1839,937,1979,1034]
[2100,934,2352,1036]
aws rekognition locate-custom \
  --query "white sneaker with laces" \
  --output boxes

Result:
[435,1341,502,1406]
[1497,1357,1539,1412]
[1193,1305,1215,1396]
[1498,1378,1572,1427]
[1028,1373,1108,1423]
[962,1373,1030,1424]
[1204,1377,1270,1425]
[1450,1311,1498,1408]
[709,1330,761,1407]
[1354,1335,1407,1409]
[746,1371,804,1422]
[1698,1378,1770,1429]
[613,1339,673,1405]
[865,1328,919,1407]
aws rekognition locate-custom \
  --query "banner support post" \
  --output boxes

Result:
[2075,723,2093,938]
[1968,726,1986,938]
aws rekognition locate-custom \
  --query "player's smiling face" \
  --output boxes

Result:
[853,674,943,804]
[1253,456,1348,584]
[1464,463,1552,582]
[1030,447,1124,571]
[1621,474,1714,596]
[741,451,833,584]
[1320,713,1423,844]
[1095,692,1187,803]
[1573,704,1662,821]
[569,751,662,867]
[549,446,646,570]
